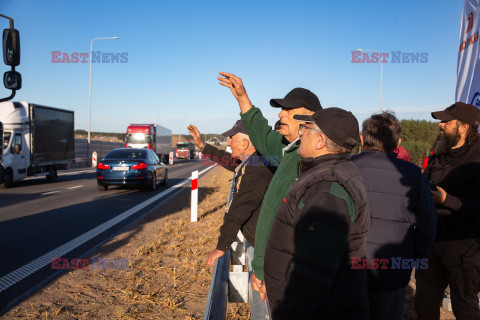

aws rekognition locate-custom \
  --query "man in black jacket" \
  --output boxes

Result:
[351,112,437,320]
[187,122,273,266]
[415,102,480,320]
[264,108,370,319]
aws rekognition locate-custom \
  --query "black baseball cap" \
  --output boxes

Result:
[432,102,480,126]
[222,120,248,137]
[293,107,359,150]
[270,87,322,112]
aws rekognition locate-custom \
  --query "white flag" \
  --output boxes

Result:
[456,0,480,105]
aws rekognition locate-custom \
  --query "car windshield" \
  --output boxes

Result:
[177,143,189,150]
[3,132,11,150]
[126,133,152,144]
[105,149,147,159]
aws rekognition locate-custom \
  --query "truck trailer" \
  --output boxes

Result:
[0,101,75,188]
[125,124,172,163]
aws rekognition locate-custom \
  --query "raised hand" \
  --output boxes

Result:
[187,124,204,149]
[218,72,253,114]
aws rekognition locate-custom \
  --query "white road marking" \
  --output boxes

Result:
[0,165,214,293]
[41,185,83,196]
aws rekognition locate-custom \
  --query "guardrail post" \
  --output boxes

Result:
[191,170,198,222]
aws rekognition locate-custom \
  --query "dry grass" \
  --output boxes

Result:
[2,163,455,319]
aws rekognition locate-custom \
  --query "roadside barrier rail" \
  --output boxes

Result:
[203,171,271,319]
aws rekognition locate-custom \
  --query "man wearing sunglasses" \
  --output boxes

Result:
[264,108,370,319]
[218,72,322,300]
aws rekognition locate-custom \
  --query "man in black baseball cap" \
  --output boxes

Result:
[218,71,322,301]
[416,102,480,319]
[264,107,370,318]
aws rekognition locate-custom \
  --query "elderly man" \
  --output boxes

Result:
[351,112,437,320]
[187,122,273,266]
[264,108,369,319]
[218,72,322,298]
[415,102,480,320]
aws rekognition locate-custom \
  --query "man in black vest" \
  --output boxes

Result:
[264,108,370,319]
[351,112,437,320]
[415,102,480,320]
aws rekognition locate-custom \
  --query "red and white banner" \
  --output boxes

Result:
[456,0,480,106]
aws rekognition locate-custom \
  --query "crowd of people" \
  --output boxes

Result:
[187,72,480,320]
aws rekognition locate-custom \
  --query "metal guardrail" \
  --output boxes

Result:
[203,231,271,320]
[203,170,271,319]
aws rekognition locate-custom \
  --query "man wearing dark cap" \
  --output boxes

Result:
[218,72,322,300]
[264,108,370,319]
[415,102,480,320]
[187,122,273,266]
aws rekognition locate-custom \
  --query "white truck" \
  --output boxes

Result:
[125,124,173,163]
[0,101,75,188]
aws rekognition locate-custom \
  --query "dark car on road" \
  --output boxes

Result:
[96,148,167,191]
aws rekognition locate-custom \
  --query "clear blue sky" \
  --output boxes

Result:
[1,0,463,134]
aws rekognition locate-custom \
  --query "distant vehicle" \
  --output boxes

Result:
[176,141,195,160]
[0,101,75,188]
[125,124,172,163]
[96,148,167,191]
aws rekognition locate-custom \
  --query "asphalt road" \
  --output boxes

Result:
[0,159,210,315]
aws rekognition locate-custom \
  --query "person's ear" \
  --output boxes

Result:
[315,133,327,150]
[242,138,249,151]
[397,138,402,148]
[360,134,364,146]
[459,122,469,134]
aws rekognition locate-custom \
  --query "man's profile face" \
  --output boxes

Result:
[277,107,314,143]
[435,119,462,154]
[297,123,321,158]
[227,133,246,158]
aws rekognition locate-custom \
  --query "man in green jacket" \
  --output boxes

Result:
[218,72,322,300]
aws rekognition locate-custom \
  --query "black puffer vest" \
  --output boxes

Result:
[265,153,370,315]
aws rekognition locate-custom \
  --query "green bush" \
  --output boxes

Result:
[399,120,439,166]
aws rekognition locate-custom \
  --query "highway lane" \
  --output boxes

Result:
[0,159,211,315]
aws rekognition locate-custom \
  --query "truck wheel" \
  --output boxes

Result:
[97,183,108,191]
[46,166,57,182]
[0,169,13,189]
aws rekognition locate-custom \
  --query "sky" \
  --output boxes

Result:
[0,0,464,134]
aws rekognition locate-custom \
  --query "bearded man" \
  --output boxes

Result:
[415,102,480,320]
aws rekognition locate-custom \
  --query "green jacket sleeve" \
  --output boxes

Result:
[241,107,286,166]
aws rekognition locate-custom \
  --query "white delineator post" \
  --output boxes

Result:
[92,151,97,167]
[169,151,174,165]
[191,170,198,222]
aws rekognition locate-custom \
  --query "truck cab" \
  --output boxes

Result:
[125,124,155,150]
[0,102,30,186]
